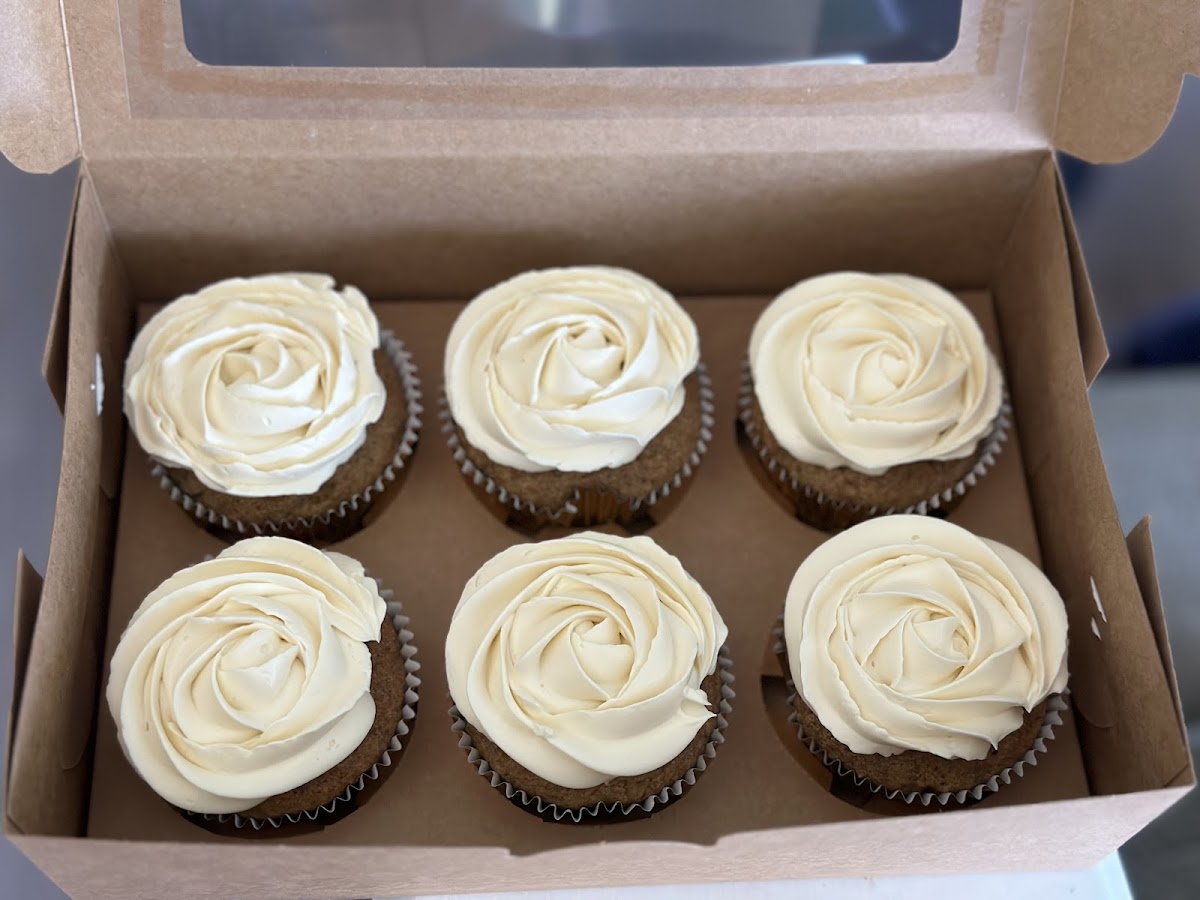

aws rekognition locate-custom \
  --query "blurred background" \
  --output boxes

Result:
[1,2,1197,898]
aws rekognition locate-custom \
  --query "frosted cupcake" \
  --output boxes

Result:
[447,532,733,821]
[780,516,1068,804]
[124,274,421,544]
[740,273,1007,531]
[442,266,713,530]
[106,537,419,830]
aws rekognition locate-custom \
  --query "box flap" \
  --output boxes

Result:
[1055,0,1200,163]
[6,553,42,788]
[1053,160,1107,385]
[1,0,1063,169]
[40,169,82,414]
[1126,517,1187,737]
[0,0,80,173]
[5,1,1197,170]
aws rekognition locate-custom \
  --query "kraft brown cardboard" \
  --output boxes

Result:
[8,153,1192,897]
[85,290,1089,845]
[2,1,1197,174]
[1055,0,1200,163]
[1,0,1197,896]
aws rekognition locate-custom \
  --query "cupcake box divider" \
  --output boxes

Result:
[1,0,1196,896]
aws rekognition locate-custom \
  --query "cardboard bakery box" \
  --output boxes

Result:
[3,0,1198,896]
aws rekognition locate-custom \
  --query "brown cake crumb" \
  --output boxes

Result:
[239,612,413,821]
[453,371,704,530]
[162,347,413,544]
[462,670,724,812]
[777,641,1047,796]
[743,392,983,531]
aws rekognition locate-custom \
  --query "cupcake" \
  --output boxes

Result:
[124,273,422,544]
[106,537,420,830]
[446,531,733,822]
[442,266,713,531]
[779,516,1068,805]
[740,272,1007,531]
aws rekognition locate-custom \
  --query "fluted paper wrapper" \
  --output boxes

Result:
[771,622,1065,808]
[154,330,423,544]
[449,650,734,823]
[188,586,421,832]
[442,363,715,531]
[738,361,1011,531]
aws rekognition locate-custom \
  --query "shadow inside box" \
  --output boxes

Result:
[115,229,615,303]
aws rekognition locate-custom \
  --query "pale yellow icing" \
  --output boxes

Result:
[750,272,1003,475]
[444,266,699,473]
[106,537,386,814]
[784,516,1068,760]
[124,273,386,496]
[446,532,726,788]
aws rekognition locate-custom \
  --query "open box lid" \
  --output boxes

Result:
[1,0,1198,174]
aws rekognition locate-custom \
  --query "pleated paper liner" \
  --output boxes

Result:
[441,363,715,533]
[449,651,735,824]
[737,360,1011,532]
[153,330,423,546]
[767,621,1065,810]
[185,591,421,837]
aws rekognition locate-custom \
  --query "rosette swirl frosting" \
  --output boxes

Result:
[446,532,726,787]
[124,273,386,496]
[106,537,386,814]
[750,272,1003,474]
[445,266,699,473]
[785,517,1068,760]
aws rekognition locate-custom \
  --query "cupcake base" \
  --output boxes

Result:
[737,363,1009,532]
[187,597,421,834]
[790,692,1049,797]
[773,628,1063,807]
[451,651,735,823]
[443,366,714,533]
[155,332,423,545]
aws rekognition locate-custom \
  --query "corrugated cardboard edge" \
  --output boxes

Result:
[6,553,43,790]
[1055,0,1200,163]
[40,167,82,413]
[0,0,80,173]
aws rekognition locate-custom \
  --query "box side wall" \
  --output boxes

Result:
[11,787,1192,899]
[88,149,1044,303]
[5,170,132,837]
[991,158,1190,793]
